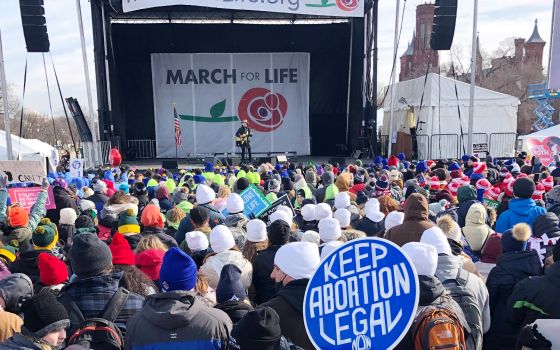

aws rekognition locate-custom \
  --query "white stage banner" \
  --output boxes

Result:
[122,0,364,17]
[151,53,310,157]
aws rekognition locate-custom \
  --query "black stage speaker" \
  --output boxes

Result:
[162,160,179,169]
[430,0,458,51]
[19,0,50,53]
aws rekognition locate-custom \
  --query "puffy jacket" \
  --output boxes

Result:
[384,194,435,246]
[252,245,281,305]
[0,333,49,350]
[462,203,493,253]
[314,172,335,203]
[528,213,560,265]
[125,291,232,350]
[200,250,252,289]
[484,250,542,349]
[495,198,546,233]
[176,204,225,244]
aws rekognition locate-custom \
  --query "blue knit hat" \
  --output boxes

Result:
[470,173,483,182]
[374,156,383,165]
[119,183,130,194]
[193,174,206,184]
[204,162,215,173]
[216,264,246,303]
[416,161,428,173]
[461,155,470,162]
[397,153,406,161]
[448,162,460,171]
[159,248,197,292]
[382,158,388,165]
[501,223,531,253]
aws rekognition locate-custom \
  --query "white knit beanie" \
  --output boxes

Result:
[402,242,438,277]
[270,210,293,227]
[321,241,344,261]
[333,208,351,228]
[226,193,244,214]
[274,242,320,279]
[384,211,404,231]
[334,192,351,209]
[79,199,96,213]
[59,208,78,225]
[196,184,216,205]
[301,204,316,222]
[82,187,94,199]
[210,225,235,253]
[318,218,342,242]
[301,230,320,245]
[246,219,267,243]
[315,203,332,221]
[185,231,209,251]
[365,198,384,222]
[420,226,452,256]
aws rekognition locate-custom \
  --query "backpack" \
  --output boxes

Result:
[442,268,483,350]
[412,305,467,350]
[62,287,129,350]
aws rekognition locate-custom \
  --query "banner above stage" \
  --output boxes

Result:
[122,0,364,17]
[151,53,310,157]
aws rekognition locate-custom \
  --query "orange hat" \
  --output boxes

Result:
[38,253,68,286]
[141,204,164,228]
[8,206,29,228]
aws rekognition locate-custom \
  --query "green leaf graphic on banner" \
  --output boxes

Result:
[210,99,226,118]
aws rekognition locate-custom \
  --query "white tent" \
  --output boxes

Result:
[0,130,56,169]
[517,124,560,166]
[382,73,520,158]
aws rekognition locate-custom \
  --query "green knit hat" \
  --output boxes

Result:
[118,208,140,234]
[0,244,17,263]
[457,185,477,203]
[32,218,59,250]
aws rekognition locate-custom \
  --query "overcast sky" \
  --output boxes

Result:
[0,0,554,117]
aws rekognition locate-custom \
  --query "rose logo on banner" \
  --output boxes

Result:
[238,88,288,132]
[304,238,419,350]
[335,0,359,11]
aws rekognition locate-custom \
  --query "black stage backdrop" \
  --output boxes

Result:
[110,22,364,156]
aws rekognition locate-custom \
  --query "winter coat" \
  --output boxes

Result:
[334,173,357,202]
[45,186,78,224]
[224,213,248,248]
[438,199,479,228]
[252,245,281,305]
[507,261,560,337]
[89,192,109,214]
[528,213,560,265]
[176,203,225,244]
[9,249,59,289]
[395,275,470,350]
[200,250,253,289]
[384,194,435,246]
[462,204,493,253]
[434,255,491,334]
[314,172,335,203]
[0,333,50,350]
[133,193,150,215]
[495,198,547,233]
[59,271,144,337]
[157,198,173,214]
[0,311,21,343]
[355,217,385,237]
[57,223,76,249]
[141,226,178,249]
[484,250,542,349]
[125,291,232,350]
[261,279,314,350]
[214,300,253,324]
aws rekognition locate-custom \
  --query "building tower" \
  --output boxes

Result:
[524,19,546,67]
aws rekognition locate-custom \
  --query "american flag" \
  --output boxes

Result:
[174,106,182,146]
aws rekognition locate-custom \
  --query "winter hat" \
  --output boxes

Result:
[476,178,492,191]
[505,179,515,197]
[334,192,351,209]
[92,179,107,192]
[447,180,461,196]
[117,208,140,234]
[450,170,463,179]
[301,204,316,222]
[185,231,210,252]
[267,219,291,246]
[196,184,215,205]
[485,186,501,201]
[141,204,164,228]
[421,226,452,256]
[230,307,282,350]
[448,162,460,171]
[247,219,267,243]
[38,253,68,286]
[388,155,399,167]
[334,208,351,228]
[0,244,17,263]
[0,273,33,313]
[33,218,59,251]
[315,203,332,220]
[301,230,320,245]
[532,183,545,200]
[59,208,78,226]
[69,233,113,278]
[210,225,236,253]
[216,264,246,303]
[461,154,470,162]
[499,167,510,177]
[21,290,70,338]
[384,211,404,231]
[274,242,320,279]
[118,183,130,194]
[541,176,554,192]
[436,215,462,243]
[269,210,292,227]
[511,163,521,175]
[135,249,164,281]
[457,185,477,203]
[193,174,206,185]
[79,199,96,213]
[428,176,441,191]
[8,206,29,228]
[321,241,344,260]
[375,175,390,191]
[159,247,197,292]
[435,189,454,204]
[402,242,438,276]
[227,193,244,214]
[501,223,531,253]
[416,161,428,173]
[75,215,95,230]
[52,178,68,189]
[513,177,536,199]
[473,162,487,174]
[318,218,342,242]
[109,233,135,265]
[365,198,385,222]
[267,179,281,192]
[82,187,94,198]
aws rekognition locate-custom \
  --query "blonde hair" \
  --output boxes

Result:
[135,235,168,254]
[241,239,269,263]
[217,185,230,199]
[166,207,185,225]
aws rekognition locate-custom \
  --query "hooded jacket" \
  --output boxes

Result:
[528,213,560,265]
[314,172,335,203]
[495,198,546,233]
[334,173,357,202]
[462,204,493,253]
[261,279,314,350]
[384,194,435,246]
[484,249,542,349]
[176,203,226,245]
[200,250,252,290]
[125,291,232,350]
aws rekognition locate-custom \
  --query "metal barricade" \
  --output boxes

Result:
[127,139,156,159]
[430,134,459,159]
[460,133,488,156]
[99,141,111,165]
[490,133,517,157]
[416,135,430,160]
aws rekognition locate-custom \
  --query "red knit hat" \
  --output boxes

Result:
[506,180,515,197]
[473,162,487,174]
[532,183,545,200]
[135,249,165,281]
[387,155,399,167]
[8,206,29,228]
[427,160,435,168]
[109,233,135,265]
[485,186,501,201]
[476,178,492,191]
[460,174,470,186]
[450,170,463,179]
[447,180,461,196]
[38,253,68,286]
[429,176,441,191]
[541,176,554,192]
[503,173,514,185]
[516,173,528,179]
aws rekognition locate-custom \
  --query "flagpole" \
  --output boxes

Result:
[173,102,178,161]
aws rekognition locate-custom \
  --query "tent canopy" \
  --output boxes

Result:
[517,124,560,139]
[0,130,56,169]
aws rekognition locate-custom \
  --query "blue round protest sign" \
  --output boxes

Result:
[304,237,419,350]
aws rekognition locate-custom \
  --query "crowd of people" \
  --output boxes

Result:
[0,151,558,349]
